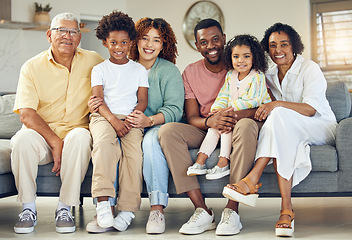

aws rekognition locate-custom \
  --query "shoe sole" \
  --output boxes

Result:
[146,226,165,234]
[205,170,230,180]
[179,221,216,235]
[56,226,76,233]
[86,226,115,233]
[275,220,294,237]
[14,226,35,234]
[187,170,207,176]
[222,186,258,207]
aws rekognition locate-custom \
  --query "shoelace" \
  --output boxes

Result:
[188,209,205,223]
[56,209,73,222]
[221,209,233,223]
[19,209,36,222]
[149,211,163,223]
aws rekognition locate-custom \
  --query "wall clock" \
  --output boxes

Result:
[183,1,225,50]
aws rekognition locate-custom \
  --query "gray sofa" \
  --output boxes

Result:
[1,81,352,203]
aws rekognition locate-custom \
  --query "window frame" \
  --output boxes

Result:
[311,0,352,71]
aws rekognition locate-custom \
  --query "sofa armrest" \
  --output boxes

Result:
[335,117,352,192]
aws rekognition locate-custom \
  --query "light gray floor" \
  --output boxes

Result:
[0,196,351,239]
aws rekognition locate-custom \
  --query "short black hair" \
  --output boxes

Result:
[261,22,304,56]
[224,34,268,73]
[194,18,223,41]
[96,11,137,41]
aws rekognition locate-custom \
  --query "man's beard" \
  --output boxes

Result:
[206,56,221,65]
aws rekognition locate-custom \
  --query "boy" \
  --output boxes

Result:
[89,11,149,231]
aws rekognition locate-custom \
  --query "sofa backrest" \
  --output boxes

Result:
[326,81,351,122]
[0,94,22,139]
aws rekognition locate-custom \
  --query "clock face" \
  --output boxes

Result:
[183,1,224,50]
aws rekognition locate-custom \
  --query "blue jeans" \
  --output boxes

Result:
[142,126,169,207]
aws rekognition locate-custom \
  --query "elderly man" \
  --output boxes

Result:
[11,13,103,234]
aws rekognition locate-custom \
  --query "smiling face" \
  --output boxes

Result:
[137,27,163,67]
[46,19,81,57]
[195,26,225,65]
[268,31,294,68]
[231,45,253,80]
[103,30,131,64]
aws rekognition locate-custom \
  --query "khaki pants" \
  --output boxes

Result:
[90,113,143,212]
[11,128,91,206]
[158,118,262,194]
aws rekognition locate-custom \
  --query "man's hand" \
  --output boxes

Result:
[88,95,103,113]
[206,107,237,133]
[51,138,64,176]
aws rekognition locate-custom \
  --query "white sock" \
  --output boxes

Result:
[57,201,71,211]
[23,201,36,213]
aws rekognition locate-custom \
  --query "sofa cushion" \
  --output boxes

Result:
[0,139,12,174]
[326,81,351,122]
[0,94,22,139]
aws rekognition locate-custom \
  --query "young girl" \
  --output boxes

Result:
[187,34,271,180]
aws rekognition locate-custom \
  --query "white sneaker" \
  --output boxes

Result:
[179,208,216,234]
[215,208,242,235]
[86,215,115,233]
[146,210,165,234]
[113,211,135,231]
[187,163,207,176]
[206,164,230,180]
[96,201,114,228]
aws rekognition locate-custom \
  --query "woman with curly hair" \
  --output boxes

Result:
[187,34,271,180]
[222,23,337,237]
[125,17,184,234]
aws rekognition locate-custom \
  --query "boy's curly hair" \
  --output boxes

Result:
[224,34,268,73]
[96,11,136,41]
[260,22,304,57]
[129,17,178,64]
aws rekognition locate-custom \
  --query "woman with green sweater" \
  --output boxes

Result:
[126,17,184,234]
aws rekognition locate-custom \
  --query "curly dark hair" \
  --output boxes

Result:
[260,22,304,56]
[95,11,136,41]
[129,17,178,64]
[224,34,268,73]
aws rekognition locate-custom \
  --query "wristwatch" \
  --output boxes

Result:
[149,117,155,127]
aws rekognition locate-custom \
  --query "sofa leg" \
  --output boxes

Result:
[80,196,84,207]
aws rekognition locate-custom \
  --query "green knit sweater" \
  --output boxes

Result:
[144,57,184,123]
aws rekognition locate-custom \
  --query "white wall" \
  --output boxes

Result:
[126,0,311,73]
[0,0,311,92]
[0,0,127,92]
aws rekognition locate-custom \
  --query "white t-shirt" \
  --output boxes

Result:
[91,59,149,115]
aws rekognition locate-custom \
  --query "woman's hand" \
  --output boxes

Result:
[88,95,103,113]
[255,101,280,121]
[126,110,150,128]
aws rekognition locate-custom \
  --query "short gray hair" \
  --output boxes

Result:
[50,13,79,29]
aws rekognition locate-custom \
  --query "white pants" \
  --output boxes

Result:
[11,128,92,206]
[256,107,336,187]
[198,128,232,159]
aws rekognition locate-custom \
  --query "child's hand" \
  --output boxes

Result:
[209,109,220,116]
[112,119,130,137]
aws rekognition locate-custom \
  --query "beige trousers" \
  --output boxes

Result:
[11,128,91,206]
[89,113,144,212]
[159,118,262,194]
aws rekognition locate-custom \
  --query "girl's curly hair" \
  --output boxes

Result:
[260,22,304,57]
[96,11,136,41]
[224,34,268,73]
[129,17,178,64]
